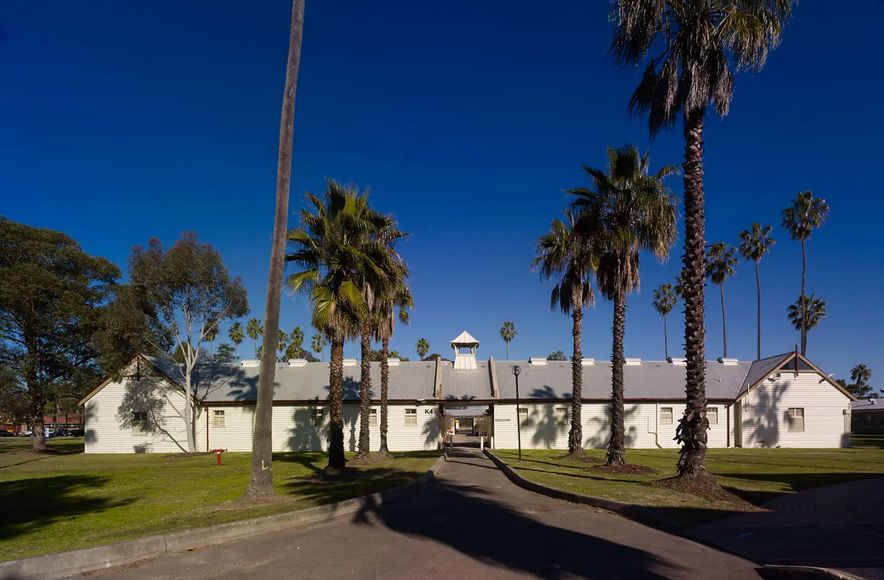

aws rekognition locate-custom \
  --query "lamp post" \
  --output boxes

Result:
[512,365,522,461]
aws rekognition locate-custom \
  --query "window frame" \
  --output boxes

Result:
[212,409,226,428]
[132,411,149,435]
[312,407,324,426]
[404,408,417,426]
[660,407,673,425]
[368,408,378,427]
[707,407,718,425]
[787,407,805,432]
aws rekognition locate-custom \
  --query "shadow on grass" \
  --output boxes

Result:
[720,471,884,504]
[0,475,134,541]
[344,477,689,579]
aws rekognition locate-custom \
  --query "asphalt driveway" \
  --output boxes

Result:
[84,448,759,579]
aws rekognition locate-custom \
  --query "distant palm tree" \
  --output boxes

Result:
[652,283,678,360]
[500,322,516,359]
[706,242,738,358]
[739,224,775,360]
[286,180,391,473]
[228,321,245,348]
[310,333,326,361]
[534,209,597,458]
[416,338,430,360]
[277,330,289,361]
[246,318,263,357]
[612,0,794,480]
[782,191,830,355]
[787,294,826,354]
[847,364,874,398]
[570,145,677,467]
[290,326,305,357]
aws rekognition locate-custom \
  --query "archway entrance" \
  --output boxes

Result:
[440,404,490,449]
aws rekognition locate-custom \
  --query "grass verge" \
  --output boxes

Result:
[0,438,438,562]
[494,447,884,526]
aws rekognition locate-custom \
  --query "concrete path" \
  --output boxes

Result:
[84,449,759,580]
[695,476,884,571]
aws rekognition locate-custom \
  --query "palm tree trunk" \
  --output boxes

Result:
[800,238,807,355]
[755,260,761,360]
[676,110,709,479]
[606,289,626,466]
[248,0,305,498]
[720,283,727,358]
[327,338,346,472]
[505,342,509,360]
[379,337,391,455]
[356,324,372,460]
[663,313,669,360]
[568,300,583,458]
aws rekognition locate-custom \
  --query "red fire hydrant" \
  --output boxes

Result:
[211,448,226,466]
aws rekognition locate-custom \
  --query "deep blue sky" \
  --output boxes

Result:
[2,1,882,383]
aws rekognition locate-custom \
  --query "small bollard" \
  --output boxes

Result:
[480,435,484,450]
[211,448,226,466]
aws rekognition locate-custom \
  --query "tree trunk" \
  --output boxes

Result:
[355,324,372,460]
[755,260,761,360]
[327,338,346,472]
[720,283,728,359]
[568,301,583,458]
[184,371,196,453]
[676,110,709,478]
[800,238,807,356]
[379,337,391,455]
[505,342,509,360]
[248,0,305,498]
[31,396,47,452]
[663,313,669,360]
[606,289,626,466]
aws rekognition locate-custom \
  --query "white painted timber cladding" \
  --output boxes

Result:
[491,403,729,450]
[84,379,206,454]
[205,403,441,453]
[739,371,850,448]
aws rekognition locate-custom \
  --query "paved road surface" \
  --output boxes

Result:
[86,449,760,579]
[695,475,884,571]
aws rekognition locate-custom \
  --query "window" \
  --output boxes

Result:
[707,407,718,425]
[660,407,673,425]
[132,411,149,435]
[312,408,324,426]
[518,407,528,425]
[555,407,568,425]
[212,410,226,428]
[369,408,378,426]
[787,408,805,432]
[404,408,417,426]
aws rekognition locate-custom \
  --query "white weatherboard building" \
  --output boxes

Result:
[80,331,855,453]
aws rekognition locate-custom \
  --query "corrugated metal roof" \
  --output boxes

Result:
[494,360,753,400]
[440,360,494,401]
[851,399,883,412]
[735,352,794,398]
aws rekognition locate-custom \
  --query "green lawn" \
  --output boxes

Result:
[0,438,438,562]
[494,447,884,524]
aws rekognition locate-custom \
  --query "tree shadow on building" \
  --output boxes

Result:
[586,403,639,449]
[741,382,787,448]
[524,387,569,449]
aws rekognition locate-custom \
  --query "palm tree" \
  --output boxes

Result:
[611,0,793,479]
[228,321,244,348]
[782,191,830,355]
[847,364,873,398]
[739,224,775,360]
[277,330,289,361]
[500,322,516,359]
[355,213,406,461]
[570,145,677,467]
[286,180,391,473]
[416,338,430,360]
[376,279,412,456]
[248,0,305,498]
[787,293,826,354]
[534,209,597,458]
[290,326,305,358]
[705,242,738,358]
[311,332,326,361]
[652,283,678,359]
[246,318,263,358]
